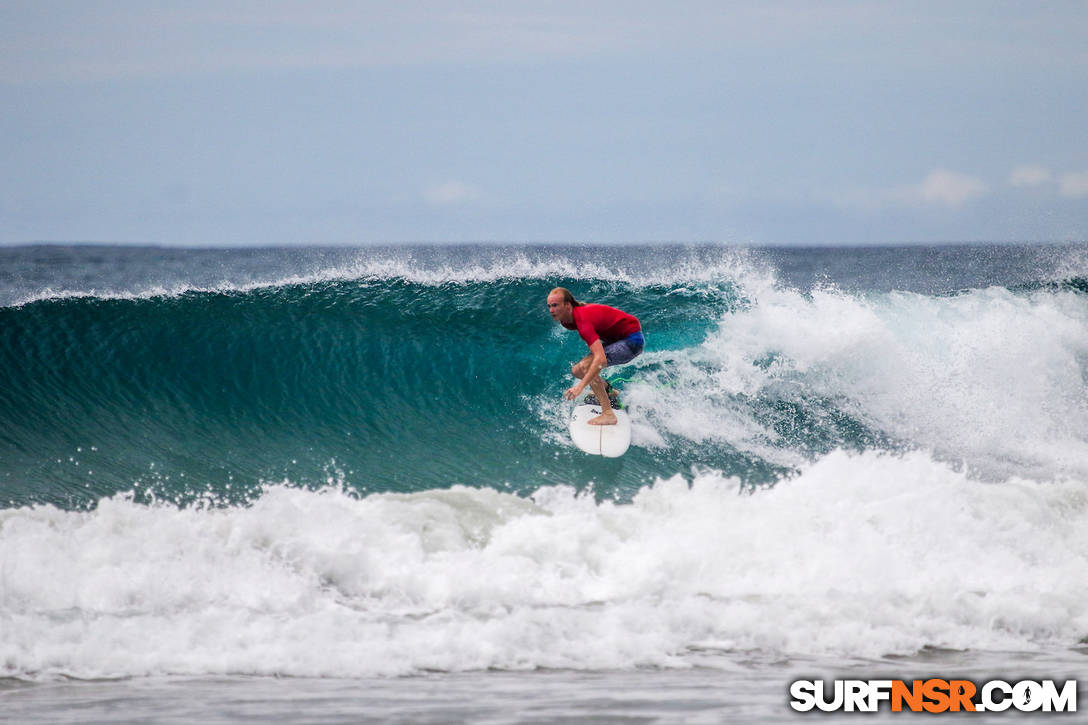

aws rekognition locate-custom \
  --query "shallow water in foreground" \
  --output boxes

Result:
[4,649,1085,724]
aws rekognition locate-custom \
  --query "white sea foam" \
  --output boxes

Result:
[626,277,1088,481]
[4,248,758,307]
[2,451,1086,680]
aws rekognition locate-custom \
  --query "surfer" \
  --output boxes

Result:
[547,287,644,425]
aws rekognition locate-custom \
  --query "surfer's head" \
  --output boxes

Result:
[547,287,581,323]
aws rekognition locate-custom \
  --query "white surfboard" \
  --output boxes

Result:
[569,404,631,457]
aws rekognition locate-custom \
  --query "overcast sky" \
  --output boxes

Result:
[1,1,1086,245]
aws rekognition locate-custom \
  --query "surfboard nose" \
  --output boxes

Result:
[569,404,632,457]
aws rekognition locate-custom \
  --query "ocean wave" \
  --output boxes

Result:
[611,280,1088,482]
[2,246,763,308]
[3,255,1087,508]
[2,449,1085,679]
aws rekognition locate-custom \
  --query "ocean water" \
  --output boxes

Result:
[1,242,1086,722]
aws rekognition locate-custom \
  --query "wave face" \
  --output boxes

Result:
[1,249,752,507]
[2,243,1087,678]
[3,244,1086,506]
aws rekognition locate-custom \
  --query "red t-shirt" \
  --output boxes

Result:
[562,304,641,346]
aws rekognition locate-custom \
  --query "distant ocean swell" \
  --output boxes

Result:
[1,251,1087,679]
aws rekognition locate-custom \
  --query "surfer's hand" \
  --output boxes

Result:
[563,385,583,400]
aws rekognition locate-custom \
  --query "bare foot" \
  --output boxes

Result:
[588,412,618,426]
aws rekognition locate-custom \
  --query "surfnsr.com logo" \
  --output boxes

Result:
[789,679,1077,713]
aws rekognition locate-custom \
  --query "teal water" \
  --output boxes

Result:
[1,271,755,508]
[2,243,1087,695]
[2,243,1086,508]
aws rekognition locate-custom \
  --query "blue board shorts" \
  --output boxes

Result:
[603,331,644,366]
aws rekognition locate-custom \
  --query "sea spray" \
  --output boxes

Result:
[2,450,1086,679]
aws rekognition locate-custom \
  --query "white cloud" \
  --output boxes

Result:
[1058,172,1088,198]
[827,169,989,211]
[1004,167,1088,198]
[910,169,989,207]
[423,181,484,206]
[1008,164,1052,187]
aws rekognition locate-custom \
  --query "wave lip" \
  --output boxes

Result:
[2,450,1086,679]
[1,244,761,308]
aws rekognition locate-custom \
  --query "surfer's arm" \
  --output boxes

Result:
[563,340,607,400]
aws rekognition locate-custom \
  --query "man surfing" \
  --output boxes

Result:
[547,287,644,425]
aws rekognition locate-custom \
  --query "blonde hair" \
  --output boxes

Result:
[549,287,583,307]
